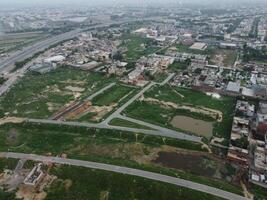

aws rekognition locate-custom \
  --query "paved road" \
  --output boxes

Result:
[27,118,199,141]
[116,115,201,142]
[0,29,82,73]
[27,72,201,142]
[0,17,159,74]
[160,73,175,85]
[102,81,156,124]
[0,152,247,200]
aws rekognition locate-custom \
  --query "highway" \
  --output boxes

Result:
[0,17,156,74]
[0,29,81,73]
[0,152,247,200]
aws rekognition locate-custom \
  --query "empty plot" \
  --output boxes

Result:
[92,84,134,106]
[170,116,213,137]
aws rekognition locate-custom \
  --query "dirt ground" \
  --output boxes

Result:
[0,117,25,125]
[15,173,57,200]
[154,152,216,177]
[170,115,213,137]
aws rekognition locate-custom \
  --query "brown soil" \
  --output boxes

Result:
[154,152,216,177]
[170,115,213,137]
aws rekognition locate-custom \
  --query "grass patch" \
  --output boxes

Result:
[0,158,18,172]
[92,84,133,106]
[109,118,153,130]
[0,67,115,118]
[46,165,225,200]
[125,85,235,138]
[169,61,189,72]
[251,184,267,200]
[0,122,243,195]
[122,34,159,62]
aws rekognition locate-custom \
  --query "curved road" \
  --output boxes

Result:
[0,152,246,200]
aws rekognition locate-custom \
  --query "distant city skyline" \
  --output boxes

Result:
[0,0,266,7]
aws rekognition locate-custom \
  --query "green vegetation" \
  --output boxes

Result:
[125,85,235,138]
[0,189,16,200]
[249,17,261,38]
[0,122,204,154]
[0,77,6,85]
[0,67,116,118]
[0,158,18,172]
[0,122,243,195]
[122,34,159,61]
[92,84,133,106]
[226,18,243,33]
[109,118,153,130]
[168,61,189,72]
[243,45,267,62]
[251,184,267,200]
[45,165,225,200]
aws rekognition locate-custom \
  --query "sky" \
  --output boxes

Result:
[0,0,264,7]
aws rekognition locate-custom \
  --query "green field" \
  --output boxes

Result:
[0,158,18,172]
[109,118,153,130]
[168,61,189,72]
[45,165,225,200]
[0,123,242,195]
[251,184,267,200]
[124,85,235,139]
[0,32,50,54]
[92,84,134,106]
[122,34,159,61]
[0,67,116,118]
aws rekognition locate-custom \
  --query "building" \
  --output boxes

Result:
[189,42,208,51]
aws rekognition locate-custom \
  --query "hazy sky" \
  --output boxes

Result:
[0,0,264,7]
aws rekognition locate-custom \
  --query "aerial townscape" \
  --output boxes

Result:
[0,0,267,200]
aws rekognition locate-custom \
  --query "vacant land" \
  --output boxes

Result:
[0,32,50,54]
[78,84,137,122]
[168,61,189,72]
[45,165,225,200]
[125,85,235,138]
[0,67,116,118]
[0,123,242,195]
[92,84,134,106]
[170,116,213,137]
[122,34,159,61]
[210,49,237,67]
